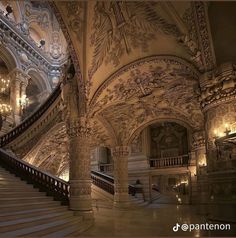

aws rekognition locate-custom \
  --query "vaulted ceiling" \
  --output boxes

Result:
[53,1,222,145]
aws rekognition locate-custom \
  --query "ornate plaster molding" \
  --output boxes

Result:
[192,2,216,72]
[199,62,236,111]
[89,55,199,108]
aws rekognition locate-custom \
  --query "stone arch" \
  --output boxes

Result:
[127,117,194,150]
[26,67,51,92]
[49,3,82,81]
[91,55,203,145]
[24,122,68,176]
[0,45,20,71]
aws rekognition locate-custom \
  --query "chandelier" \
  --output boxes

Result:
[0,76,12,119]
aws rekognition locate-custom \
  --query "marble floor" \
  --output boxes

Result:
[82,204,236,237]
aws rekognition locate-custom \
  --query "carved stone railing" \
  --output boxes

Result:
[150,155,189,168]
[0,83,62,149]
[0,148,69,204]
[0,10,66,72]
[99,163,113,174]
[91,171,114,195]
[91,170,137,196]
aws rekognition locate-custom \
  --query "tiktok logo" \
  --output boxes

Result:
[173,223,180,232]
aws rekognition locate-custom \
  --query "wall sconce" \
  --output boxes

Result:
[213,129,219,140]
[18,95,29,110]
[198,162,206,167]
[224,123,231,136]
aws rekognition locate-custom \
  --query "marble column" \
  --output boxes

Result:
[199,62,236,220]
[20,80,29,116]
[112,145,130,208]
[62,77,93,219]
[192,131,206,171]
[67,117,93,219]
[192,130,207,204]
[9,69,29,124]
[199,63,236,172]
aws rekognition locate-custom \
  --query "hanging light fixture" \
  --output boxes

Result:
[19,94,29,110]
[0,75,12,120]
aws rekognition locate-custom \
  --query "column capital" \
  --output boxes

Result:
[66,117,91,139]
[8,68,30,84]
[112,146,130,158]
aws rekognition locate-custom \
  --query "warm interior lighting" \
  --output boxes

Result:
[19,95,29,110]
[0,75,11,118]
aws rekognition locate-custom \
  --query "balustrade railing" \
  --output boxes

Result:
[0,148,69,204]
[91,170,138,196]
[0,83,61,147]
[150,155,189,168]
[91,171,114,194]
[99,163,113,173]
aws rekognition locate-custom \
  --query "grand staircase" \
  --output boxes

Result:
[0,166,91,237]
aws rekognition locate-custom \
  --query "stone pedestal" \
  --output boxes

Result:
[112,146,130,208]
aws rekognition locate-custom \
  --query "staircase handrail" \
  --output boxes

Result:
[91,170,138,196]
[0,83,62,147]
[0,148,69,204]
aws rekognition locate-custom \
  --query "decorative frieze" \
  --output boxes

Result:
[199,63,236,110]
[112,146,130,158]
[66,118,91,139]
[192,2,216,71]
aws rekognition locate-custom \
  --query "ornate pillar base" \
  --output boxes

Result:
[69,179,93,220]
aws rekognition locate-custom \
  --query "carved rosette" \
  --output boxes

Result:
[199,63,236,110]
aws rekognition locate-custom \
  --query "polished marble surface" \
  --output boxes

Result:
[82,204,236,237]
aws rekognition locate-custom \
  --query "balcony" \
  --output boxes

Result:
[150,155,189,168]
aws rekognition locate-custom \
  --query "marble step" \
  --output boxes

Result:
[0,201,61,212]
[0,207,68,222]
[0,218,79,237]
[0,211,74,233]
[22,217,82,237]
[0,196,53,204]
[0,187,37,192]
[0,191,47,198]
[24,217,83,238]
